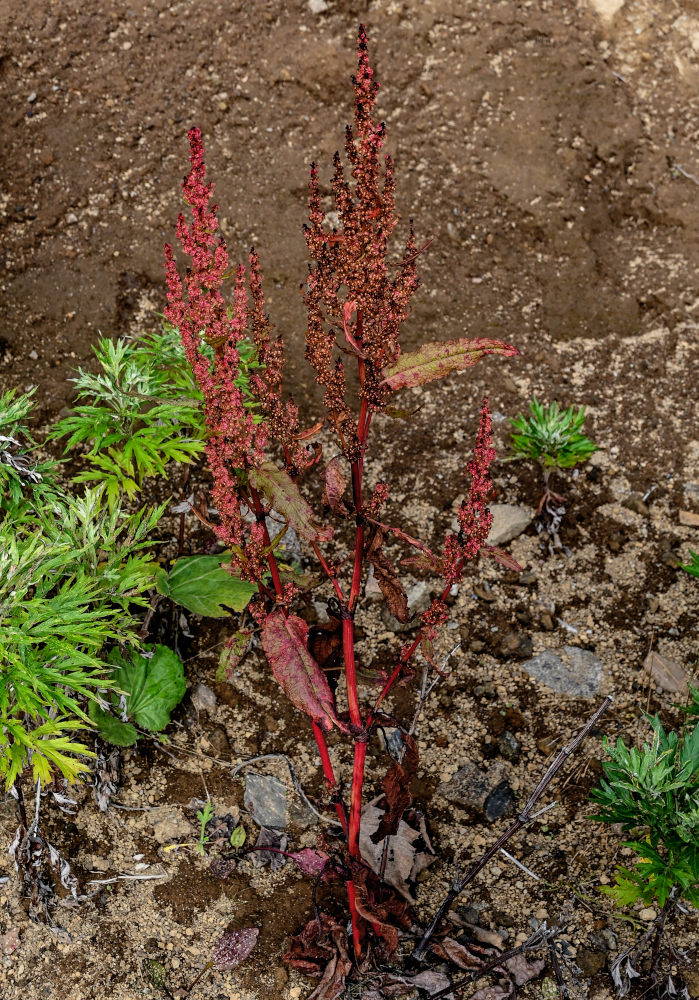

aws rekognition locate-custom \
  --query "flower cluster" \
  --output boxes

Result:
[441,399,495,586]
[164,127,301,577]
[303,25,419,453]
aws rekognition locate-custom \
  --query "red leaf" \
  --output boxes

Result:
[261,612,348,733]
[211,927,259,970]
[481,544,523,572]
[321,456,350,516]
[283,912,352,999]
[381,337,519,392]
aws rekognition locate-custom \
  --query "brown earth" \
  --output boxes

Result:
[1,1,698,999]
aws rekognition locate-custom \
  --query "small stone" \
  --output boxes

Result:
[486,504,534,545]
[498,730,521,761]
[644,650,688,694]
[679,510,699,527]
[499,631,533,659]
[440,760,515,821]
[308,0,328,11]
[470,640,486,653]
[492,908,516,928]
[28,349,39,361]
[65,212,78,224]
[207,726,230,756]
[28,91,37,103]
[473,680,496,698]
[540,611,556,631]
[622,492,649,516]
[90,856,110,873]
[244,772,287,828]
[191,683,217,714]
[209,857,235,879]
[639,907,656,922]
[521,646,603,698]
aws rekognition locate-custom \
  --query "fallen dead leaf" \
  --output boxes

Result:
[360,798,435,901]
[644,649,689,694]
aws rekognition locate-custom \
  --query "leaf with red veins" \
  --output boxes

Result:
[481,544,522,572]
[381,337,519,392]
[261,612,348,733]
[249,461,333,543]
[321,456,350,516]
[400,553,444,574]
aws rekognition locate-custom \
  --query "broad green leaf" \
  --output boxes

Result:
[381,337,518,392]
[261,612,347,733]
[248,462,333,543]
[109,644,186,732]
[230,824,246,848]
[88,701,139,746]
[156,555,256,617]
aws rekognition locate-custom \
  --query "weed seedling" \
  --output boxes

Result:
[195,801,215,856]
[509,398,598,550]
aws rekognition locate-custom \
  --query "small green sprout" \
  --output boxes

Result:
[230,824,246,849]
[195,800,215,855]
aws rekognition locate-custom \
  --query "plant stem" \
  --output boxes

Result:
[413,696,613,961]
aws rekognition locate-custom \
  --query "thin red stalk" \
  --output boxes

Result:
[369,565,462,720]
[312,721,347,835]
[311,540,345,603]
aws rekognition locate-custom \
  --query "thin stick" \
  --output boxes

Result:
[413,696,613,961]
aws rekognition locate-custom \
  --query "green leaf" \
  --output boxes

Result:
[156,555,256,617]
[380,337,518,391]
[230,824,246,848]
[108,644,186,733]
[88,701,139,746]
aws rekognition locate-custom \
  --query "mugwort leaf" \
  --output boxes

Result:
[381,337,518,392]
[261,612,347,733]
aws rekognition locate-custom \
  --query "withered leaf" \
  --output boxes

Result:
[370,733,419,843]
[249,826,288,869]
[381,337,518,392]
[481,544,523,572]
[249,461,333,542]
[359,798,435,902]
[283,913,352,1000]
[308,620,343,673]
[321,456,350,516]
[262,612,347,733]
[504,954,546,986]
[366,526,411,623]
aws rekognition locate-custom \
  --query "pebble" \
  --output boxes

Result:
[191,682,217,714]
[150,806,190,844]
[308,0,328,10]
[499,631,533,659]
[639,907,656,921]
[521,645,604,698]
[621,492,649,516]
[486,503,534,545]
[244,772,287,828]
[498,730,521,761]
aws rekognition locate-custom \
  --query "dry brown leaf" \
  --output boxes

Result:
[503,953,546,986]
[359,798,435,902]
[644,649,689,694]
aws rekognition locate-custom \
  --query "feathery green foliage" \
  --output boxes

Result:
[590,715,699,909]
[679,549,699,579]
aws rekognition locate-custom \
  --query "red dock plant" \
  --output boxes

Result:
[165,25,517,964]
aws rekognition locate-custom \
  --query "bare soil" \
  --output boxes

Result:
[1,1,698,999]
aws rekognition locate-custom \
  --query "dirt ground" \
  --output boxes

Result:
[1,1,698,998]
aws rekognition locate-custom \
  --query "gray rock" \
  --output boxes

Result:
[244,772,287,828]
[498,730,521,761]
[439,760,515,822]
[486,504,534,545]
[521,646,603,698]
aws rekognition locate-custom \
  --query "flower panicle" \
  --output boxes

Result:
[442,398,495,585]
[303,25,420,454]
[165,127,299,579]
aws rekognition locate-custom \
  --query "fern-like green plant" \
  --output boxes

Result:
[0,485,165,788]
[679,549,699,579]
[590,715,699,909]
[510,398,598,470]
[0,388,60,523]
